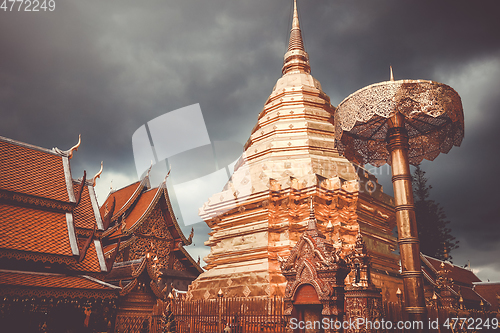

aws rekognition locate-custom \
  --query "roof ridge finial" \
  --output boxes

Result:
[68,134,81,160]
[163,166,172,183]
[390,65,394,81]
[92,161,103,187]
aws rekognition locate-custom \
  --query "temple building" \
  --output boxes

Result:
[421,254,492,310]
[187,0,402,302]
[0,134,202,332]
[1,2,498,330]
[0,136,120,332]
[99,177,203,332]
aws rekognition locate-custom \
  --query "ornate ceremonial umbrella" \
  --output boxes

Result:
[335,68,464,326]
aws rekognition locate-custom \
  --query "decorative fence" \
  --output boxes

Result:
[170,296,286,333]
[163,296,498,333]
[115,300,166,333]
[383,301,499,333]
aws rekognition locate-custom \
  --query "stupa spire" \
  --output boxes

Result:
[282,0,311,75]
[292,0,299,28]
[288,0,303,52]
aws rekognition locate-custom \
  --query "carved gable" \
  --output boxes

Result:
[281,201,351,329]
[129,206,174,269]
[280,202,350,302]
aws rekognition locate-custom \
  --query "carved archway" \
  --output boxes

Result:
[294,284,321,305]
[292,284,323,333]
[280,202,350,333]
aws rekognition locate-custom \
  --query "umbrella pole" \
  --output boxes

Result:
[387,113,428,330]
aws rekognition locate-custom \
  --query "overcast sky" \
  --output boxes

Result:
[1,0,499,281]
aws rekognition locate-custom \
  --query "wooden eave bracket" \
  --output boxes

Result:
[102,219,120,238]
[120,278,138,296]
[150,279,164,300]
[105,238,121,272]
[132,257,148,278]
[75,171,87,206]
[102,197,116,231]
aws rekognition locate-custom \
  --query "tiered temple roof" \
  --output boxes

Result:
[0,135,119,331]
[0,135,116,291]
[97,177,202,331]
[0,135,202,331]
[472,282,500,312]
[421,254,492,310]
[99,178,202,296]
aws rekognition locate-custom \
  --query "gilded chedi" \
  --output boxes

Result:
[188,0,400,301]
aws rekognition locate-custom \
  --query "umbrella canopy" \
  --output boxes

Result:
[334,79,464,167]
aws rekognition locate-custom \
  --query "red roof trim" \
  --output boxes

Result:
[0,136,62,157]
[162,185,190,245]
[0,269,119,290]
[177,244,204,274]
[81,274,121,290]
[0,269,120,300]
[0,248,76,265]
[0,189,74,211]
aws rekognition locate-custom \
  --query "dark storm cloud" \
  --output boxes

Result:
[297,1,500,280]
[302,1,500,98]
[1,0,499,278]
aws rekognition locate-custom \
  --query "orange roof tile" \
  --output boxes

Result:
[450,284,484,303]
[474,283,500,311]
[105,187,159,239]
[72,182,99,230]
[105,184,190,244]
[0,203,76,257]
[124,187,159,230]
[424,255,481,285]
[69,238,105,273]
[421,254,487,306]
[0,138,72,203]
[100,180,144,221]
[0,269,118,291]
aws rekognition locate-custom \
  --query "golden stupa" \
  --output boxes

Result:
[187,0,401,301]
